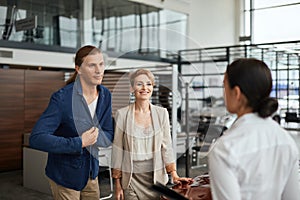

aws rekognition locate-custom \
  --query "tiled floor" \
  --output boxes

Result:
[0,156,207,200]
[0,170,53,200]
[0,169,116,200]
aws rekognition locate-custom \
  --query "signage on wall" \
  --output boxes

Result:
[15,16,37,32]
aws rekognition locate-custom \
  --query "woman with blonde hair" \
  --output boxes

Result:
[112,69,192,200]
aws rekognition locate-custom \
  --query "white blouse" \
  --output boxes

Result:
[208,113,300,200]
[132,123,154,161]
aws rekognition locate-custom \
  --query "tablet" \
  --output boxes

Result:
[152,182,189,200]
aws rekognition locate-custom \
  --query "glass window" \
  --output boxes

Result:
[59,16,78,48]
[254,0,300,9]
[159,9,187,56]
[242,0,300,43]
[0,6,8,38]
[0,0,80,48]
[253,4,300,43]
[92,0,187,58]
[0,0,187,56]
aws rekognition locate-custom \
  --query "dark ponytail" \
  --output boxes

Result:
[66,71,78,85]
[255,97,278,118]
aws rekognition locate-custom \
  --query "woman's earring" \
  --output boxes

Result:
[130,92,135,102]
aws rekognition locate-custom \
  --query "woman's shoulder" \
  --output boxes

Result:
[151,104,167,112]
[114,105,132,123]
[116,105,131,114]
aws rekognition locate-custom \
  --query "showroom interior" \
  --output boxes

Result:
[0,0,300,199]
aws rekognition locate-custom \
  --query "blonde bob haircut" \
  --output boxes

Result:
[129,68,155,87]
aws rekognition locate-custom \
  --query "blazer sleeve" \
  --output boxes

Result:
[111,109,125,178]
[161,108,176,173]
[29,92,82,154]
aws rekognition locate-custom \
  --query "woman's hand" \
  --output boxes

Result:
[115,178,124,200]
[171,171,194,185]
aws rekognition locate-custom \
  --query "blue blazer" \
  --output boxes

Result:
[29,79,114,191]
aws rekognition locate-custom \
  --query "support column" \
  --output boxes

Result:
[79,0,93,46]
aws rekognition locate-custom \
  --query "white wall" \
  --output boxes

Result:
[188,0,240,48]
[0,47,166,70]
[132,0,241,48]
[0,47,74,69]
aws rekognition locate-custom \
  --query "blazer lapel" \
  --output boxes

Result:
[125,103,135,151]
[150,104,161,152]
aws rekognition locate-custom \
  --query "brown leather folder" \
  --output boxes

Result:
[154,175,212,200]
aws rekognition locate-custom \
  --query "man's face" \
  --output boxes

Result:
[76,52,105,86]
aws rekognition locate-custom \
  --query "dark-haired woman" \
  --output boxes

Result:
[30,45,114,200]
[208,58,299,200]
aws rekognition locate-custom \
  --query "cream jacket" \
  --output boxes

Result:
[112,103,176,189]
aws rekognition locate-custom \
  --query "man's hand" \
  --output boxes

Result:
[81,127,99,148]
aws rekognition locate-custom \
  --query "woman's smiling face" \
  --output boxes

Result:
[132,74,153,101]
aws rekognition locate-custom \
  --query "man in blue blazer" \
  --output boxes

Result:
[30,45,114,200]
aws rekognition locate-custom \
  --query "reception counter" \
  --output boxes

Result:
[23,146,51,194]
